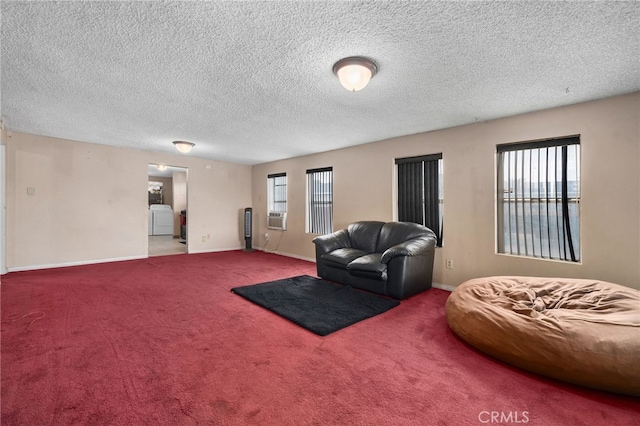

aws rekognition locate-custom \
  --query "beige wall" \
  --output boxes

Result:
[1,121,6,273]
[172,171,187,237]
[4,93,639,288]
[6,132,252,270]
[251,93,640,289]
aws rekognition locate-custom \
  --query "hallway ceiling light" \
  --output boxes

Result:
[156,164,167,171]
[173,141,195,153]
[332,57,377,92]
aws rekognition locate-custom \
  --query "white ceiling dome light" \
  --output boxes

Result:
[173,141,195,153]
[333,57,378,92]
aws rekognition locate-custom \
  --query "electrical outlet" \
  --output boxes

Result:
[201,236,207,242]
[265,233,269,240]
[445,259,453,269]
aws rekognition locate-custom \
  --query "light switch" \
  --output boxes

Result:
[27,187,35,196]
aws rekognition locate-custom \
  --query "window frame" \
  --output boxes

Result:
[395,153,443,246]
[496,136,581,262]
[306,167,333,235]
[267,172,287,213]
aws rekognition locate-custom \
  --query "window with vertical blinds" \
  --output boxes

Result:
[396,154,443,246]
[306,167,333,234]
[497,136,580,262]
[267,173,287,212]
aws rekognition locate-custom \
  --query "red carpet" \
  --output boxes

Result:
[1,251,638,425]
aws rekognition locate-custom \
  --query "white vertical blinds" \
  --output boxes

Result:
[497,136,580,262]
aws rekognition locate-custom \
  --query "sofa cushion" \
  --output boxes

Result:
[347,253,387,281]
[321,248,368,269]
[312,229,352,253]
[347,221,385,253]
[377,222,435,252]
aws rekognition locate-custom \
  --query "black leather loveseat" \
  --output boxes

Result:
[312,221,437,300]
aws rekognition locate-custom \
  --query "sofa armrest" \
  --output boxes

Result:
[312,229,351,255]
[381,237,436,263]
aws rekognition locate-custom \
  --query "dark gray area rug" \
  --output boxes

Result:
[231,275,400,336]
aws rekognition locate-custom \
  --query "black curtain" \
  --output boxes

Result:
[396,154,442,246]
[397,162,423,224]
[423,159,441,246]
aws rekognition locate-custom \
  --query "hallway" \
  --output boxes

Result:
[148,235,186,257]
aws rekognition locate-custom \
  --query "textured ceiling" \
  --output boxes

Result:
[1,1,639,165]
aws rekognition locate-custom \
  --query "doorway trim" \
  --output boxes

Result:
[147,164,189,257]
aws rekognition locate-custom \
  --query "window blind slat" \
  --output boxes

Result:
[529,150,535,257]
[514,152,520,255]
[545,148,551,257]
[424,160,440,245]
[562,146,577,262]
[554,147,563,260]
[506,152,513,254]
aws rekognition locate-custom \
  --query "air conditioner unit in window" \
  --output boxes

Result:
[267,212,287,231]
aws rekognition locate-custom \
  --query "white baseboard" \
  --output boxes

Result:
[257,249,454,290]
[432,282,455,292]
[7,254,148,273]
[188,246,243,255]
[256,248,315,263]
[7,251,458,294]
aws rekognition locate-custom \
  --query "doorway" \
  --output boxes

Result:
[1,144,5,274]
[148,164,188,257]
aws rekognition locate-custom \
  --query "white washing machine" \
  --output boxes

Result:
[150,204,174,235]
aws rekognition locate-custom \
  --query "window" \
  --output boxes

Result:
[306,167,333,234]
[396,154,443,246]
[148,181,164,205]
[497,136,580,262]
[267,173,287,212]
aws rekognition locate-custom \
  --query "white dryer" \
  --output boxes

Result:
[150,204,174,235]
